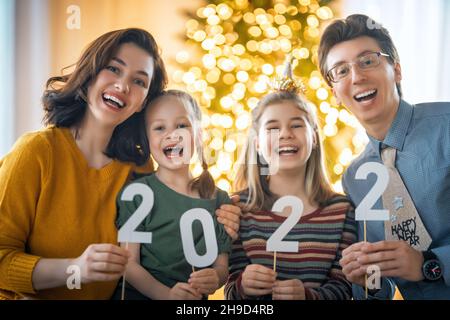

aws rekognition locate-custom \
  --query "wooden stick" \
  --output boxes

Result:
[364,221,368,299]
[121,242,129,301]
[273,251,277,272]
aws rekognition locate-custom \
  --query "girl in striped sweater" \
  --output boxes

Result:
[225,87,357,300]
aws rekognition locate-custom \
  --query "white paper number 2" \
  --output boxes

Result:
[354,162,389,221]
[117,183,154,244]
[266,196,304,252]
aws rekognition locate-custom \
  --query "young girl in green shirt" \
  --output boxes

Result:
[114,90,231,300]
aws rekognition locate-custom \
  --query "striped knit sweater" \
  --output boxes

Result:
[225,196,357,300]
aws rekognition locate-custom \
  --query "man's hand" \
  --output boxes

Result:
[216,195,241,240]
[272,279,305,300]
[340,240,425,286]
[357,240,424,281]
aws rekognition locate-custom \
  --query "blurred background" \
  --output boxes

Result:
[0,0,449,299]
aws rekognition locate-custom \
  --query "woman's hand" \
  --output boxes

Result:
[70,243,130,283]
[216,195,242,240]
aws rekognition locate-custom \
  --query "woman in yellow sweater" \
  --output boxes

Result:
[0,28,169,299]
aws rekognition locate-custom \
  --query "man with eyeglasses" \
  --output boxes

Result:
[318,14,450,299]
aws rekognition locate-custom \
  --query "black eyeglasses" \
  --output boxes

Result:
[327,52,390,83]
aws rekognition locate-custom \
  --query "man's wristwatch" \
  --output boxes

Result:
[422,250,443,282]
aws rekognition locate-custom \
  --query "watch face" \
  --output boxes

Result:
[424,260,442,280]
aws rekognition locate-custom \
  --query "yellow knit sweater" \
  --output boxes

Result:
[0,126,143,299]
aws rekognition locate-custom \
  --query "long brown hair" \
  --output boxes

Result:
[147,90,216,199]
[42,28,167,165]
[234,91,338,211]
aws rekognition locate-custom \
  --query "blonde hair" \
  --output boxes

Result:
[148,90,215,199]
[234,91,337,211]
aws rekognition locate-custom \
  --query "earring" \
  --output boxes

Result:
[136,144,144,156]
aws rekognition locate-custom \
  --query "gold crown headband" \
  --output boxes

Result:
[269,54,306,94]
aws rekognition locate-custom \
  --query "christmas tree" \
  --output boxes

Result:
[172,0,367,193]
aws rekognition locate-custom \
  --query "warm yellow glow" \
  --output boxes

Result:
[202,7,215,18]
[201,114,210,128]
[274,3,286,14]
[255,14,269,25]
[217,152,233,172]
[316,6,334,20]
[232,44,246,56]
[176,51,189,63]
[193,30,206,42]
[224,139,237,153]
[333,163,344,175]
[332,180,343,194]
[248,26,262,37]
[182,72,196,84]
[202,54,216,69]
[235,112,251,130]
[319,101,331,114]
[172,70,184,83]
[210,137,224,151]
[220,96,234,110]
[218,58,236,72]
[207,14,220,26]
[206,68,220,83]
[222,73,236,85]
[287,5,298,16]
[186,19,199,30]
[274,14,286,25]
[265,27,279,38]
[247,97,259,110]
[243,12,255,24]
[217,3,233,20]
[214,34,226,45]
[323,124,338,137]
[220,115,234,128]
[308,76,321,90]
[307,15,319,28]
[192,163,203,177]
[217,179,231,193]
[209,165,221,180]
[280,38,292,52]
[279,25,292,37]
[339,148,353,166]
[262,63,274,75]
[239,58,253,70]
[236,70,249,82]
[201,38,215,50]
[232,103,244,115]
[316,88,329,100]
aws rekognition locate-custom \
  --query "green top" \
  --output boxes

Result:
[116,174,232,288]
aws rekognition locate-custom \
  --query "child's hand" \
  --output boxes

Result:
[241,264,276,297]
[168,282,202,300]
[188,268,220,295]
[272,279,305,300]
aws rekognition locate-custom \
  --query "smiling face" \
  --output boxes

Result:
[86,42,154,128]
[326,36,402,135]
[257,100,316,174]
[146,95,195,172]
